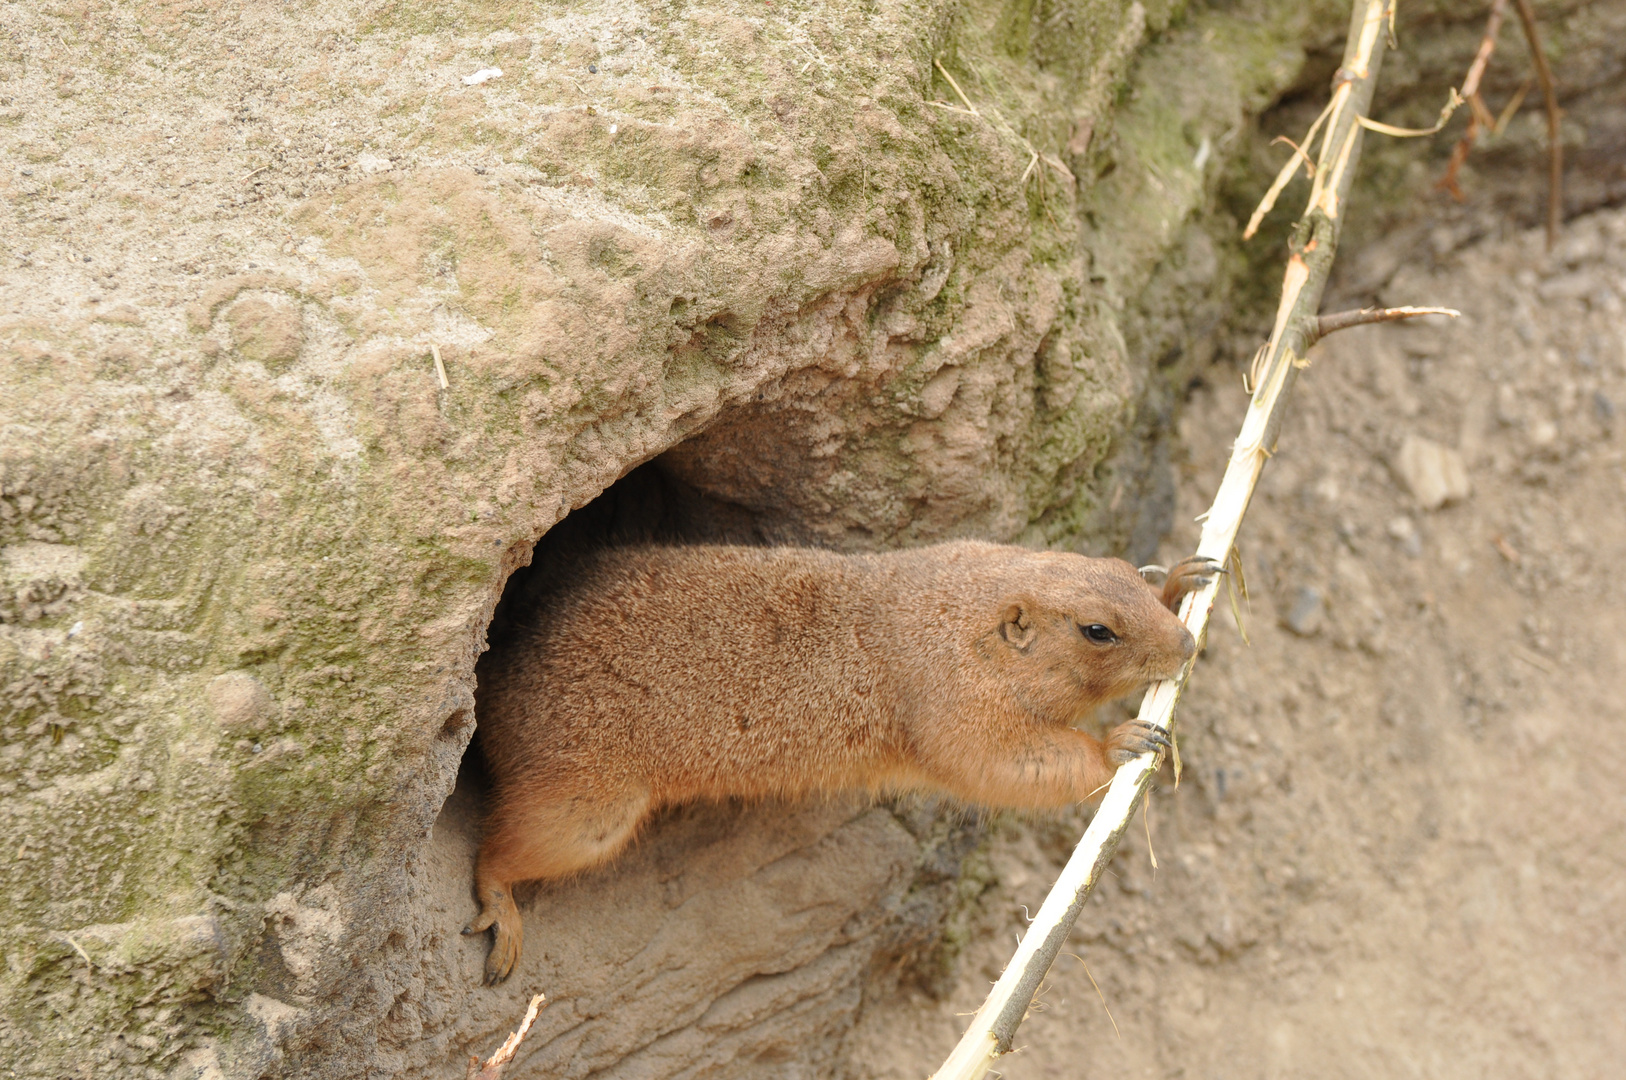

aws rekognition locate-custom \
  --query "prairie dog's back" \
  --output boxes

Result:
[476,544,929,802]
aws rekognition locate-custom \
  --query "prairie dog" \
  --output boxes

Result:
[466,541,1213,983]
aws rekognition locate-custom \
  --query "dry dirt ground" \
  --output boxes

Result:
[848,205,1626,1079]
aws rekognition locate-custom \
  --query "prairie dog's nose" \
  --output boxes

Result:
[1178,625,1196,661]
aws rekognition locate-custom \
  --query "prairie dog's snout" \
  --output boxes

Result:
[1159,623,1197,674]
[1162,613,1198,669]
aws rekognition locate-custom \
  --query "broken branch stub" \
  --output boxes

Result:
[929,2,1399,1078]
[1310,305,1460,345]
[466,993,547,1080]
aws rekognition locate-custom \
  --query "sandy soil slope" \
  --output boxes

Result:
[850,205,1626,1080]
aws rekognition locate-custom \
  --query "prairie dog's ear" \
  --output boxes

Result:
[998,598,1036,650]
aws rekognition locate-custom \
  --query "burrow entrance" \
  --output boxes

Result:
[456,452,775,793]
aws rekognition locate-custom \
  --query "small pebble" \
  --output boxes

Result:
[1386,516,1422,558]
[1393,434,1470,510]
[1536,271,1600,302]
[1284,586,1325,637]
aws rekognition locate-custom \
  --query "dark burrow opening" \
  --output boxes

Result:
[488,458,770,637]
[452,455,772,805]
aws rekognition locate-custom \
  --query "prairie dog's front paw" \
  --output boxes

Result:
[1160,555,1226,611]
[1105,719,1172,765]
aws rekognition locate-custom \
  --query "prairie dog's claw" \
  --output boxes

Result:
[484,919,521,984]
[1177,555,1227,576]
[469,887,522,984]
[463,905,497,936]
[1161,555,1227,610]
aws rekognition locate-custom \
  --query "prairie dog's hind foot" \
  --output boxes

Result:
[1106,718,1172,766]
[466,788,652,984]
[464,885,522,985]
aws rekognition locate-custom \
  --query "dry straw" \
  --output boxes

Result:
[929,2,1460,1076]
[432,343,451,390]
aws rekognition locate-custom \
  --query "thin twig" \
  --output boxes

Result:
[934,58,980,117]
[1461,0,1510,103]
[1063,953,1119,1038]
[1142,797,1156,870]
[431,343,450,390]
[1309,305,1461,345]
[1492,77,1532,135]
[1513,646,1556,675]
[1042,154,1076,184]
[1223,547,1250,648]
[1244,98,1334,239]
[1356,87,1464,138]
[61,934,95,972]
[1437,0,1505,203]
[1511,0,1562,249]
[1270,135,1317,179]
[930,4,1399,1077]
[932,56,1061,200]
[466,994,547,1080]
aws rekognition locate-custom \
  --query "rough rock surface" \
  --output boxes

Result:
[1,0,1619,1077]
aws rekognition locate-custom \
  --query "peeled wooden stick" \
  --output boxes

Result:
[930,3,1397,1077]
[466,993,547,1080]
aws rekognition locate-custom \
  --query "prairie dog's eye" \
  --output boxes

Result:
[1081,623,1118,644]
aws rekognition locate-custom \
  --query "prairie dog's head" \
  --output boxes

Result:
[980,552,1195,722]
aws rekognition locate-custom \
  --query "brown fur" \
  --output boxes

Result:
[466,541,1209,983]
